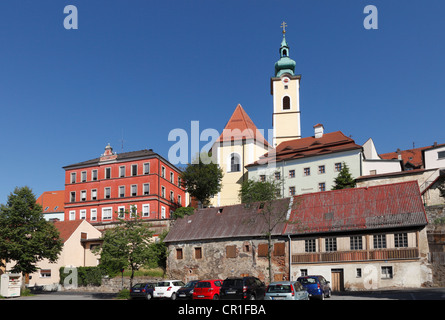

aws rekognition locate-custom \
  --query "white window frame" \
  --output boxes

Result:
[118,206,125,219]
[69,210,76,221]
[119,166,126,178]
[161,206,166,219]
[142,204,150,217]
[143,162,150,174]
[80,209,86,220]
[143,183,150,195]
[105,187,111,199]
[90,208,97,221]
[71,172,76,184]
[119,185,125,198]
[102,207,112,221]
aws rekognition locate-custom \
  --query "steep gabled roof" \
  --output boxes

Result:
[216,104,270,147]
[247,131,362,167]
[284,181,427,235]
[53,220,84,243]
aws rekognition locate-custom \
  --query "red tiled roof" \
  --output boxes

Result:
[247,131,362,166]
[380,143,445,169]
[36,190,65,213]
[380,147,429,169]
[53,220,84,243]
[217,104,270,147]
[285,181,427,235]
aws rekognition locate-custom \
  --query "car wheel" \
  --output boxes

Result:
[249,294,256,300]
[146,293,152,300]
[326,289,331,298]
[171,292,177,300]
[213,294,219,300]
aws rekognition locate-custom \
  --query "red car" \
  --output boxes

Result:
[192,279,224,300]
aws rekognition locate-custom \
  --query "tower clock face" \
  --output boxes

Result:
[282,77,290,85]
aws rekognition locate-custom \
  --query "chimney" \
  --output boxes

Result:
[314,124,324,138]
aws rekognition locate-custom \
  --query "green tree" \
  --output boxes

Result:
[172,206,194,219]
[0,186,63,290]
[332,162,356,190]
[94,208,156,288]
[180,153,223,207]
[239,179,296,283]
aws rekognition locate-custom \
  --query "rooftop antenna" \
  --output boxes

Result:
[120,129,125,153]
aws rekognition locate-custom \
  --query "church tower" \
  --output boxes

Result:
[271,23,301,147]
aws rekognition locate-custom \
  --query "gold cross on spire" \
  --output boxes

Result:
[281,21,287,34]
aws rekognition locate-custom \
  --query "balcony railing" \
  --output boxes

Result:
[292,247,419,264]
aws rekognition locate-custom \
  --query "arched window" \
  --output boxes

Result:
[282,49,288,57]
[282,96,291,110]
[230,153,241,172]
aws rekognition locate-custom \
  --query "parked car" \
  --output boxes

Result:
[297,275,331,300]
[153,280,185,300]
[219,276,266,300]
[129,282,157,300]
[192,279,224,300]
[177,280,200,300]
[264,281,309,300]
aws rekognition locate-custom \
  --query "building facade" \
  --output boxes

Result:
[246,125,363,196]
[209,104,270,207]
[63,144,186,223]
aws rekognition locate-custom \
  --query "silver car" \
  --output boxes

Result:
[264,281,309,300]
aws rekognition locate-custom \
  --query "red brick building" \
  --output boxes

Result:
[63,144,186,223]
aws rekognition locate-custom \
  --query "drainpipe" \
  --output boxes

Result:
[288,234,292,281]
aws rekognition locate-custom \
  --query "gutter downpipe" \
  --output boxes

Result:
[288,234,292,281]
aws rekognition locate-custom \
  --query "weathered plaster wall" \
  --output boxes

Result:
[166,238,288,283]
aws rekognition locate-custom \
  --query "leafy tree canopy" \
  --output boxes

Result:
[180,153,223,207]
[0,186,63,276]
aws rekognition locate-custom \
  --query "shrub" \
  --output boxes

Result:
[59,266,107,287]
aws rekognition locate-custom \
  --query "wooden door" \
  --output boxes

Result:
[331,269,344,292]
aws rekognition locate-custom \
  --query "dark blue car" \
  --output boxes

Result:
[130,282,157,300]
[297,276,331,300]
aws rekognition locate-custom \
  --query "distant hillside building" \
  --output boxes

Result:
[63,144,186,223]
[36,190,65,221]
[247,125,363,196]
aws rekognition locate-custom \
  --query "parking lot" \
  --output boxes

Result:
[9,287,445,300]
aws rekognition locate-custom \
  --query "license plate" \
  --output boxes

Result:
[133,289,140,293]
[179,294,186,297]
[198,295,205,298]
[158,292,164,296]
[272,296,285,300]
[226,290,236,294]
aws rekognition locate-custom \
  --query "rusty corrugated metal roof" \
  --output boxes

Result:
[284,181,428,235]
[164,181,427,243]
[164,198,291,243]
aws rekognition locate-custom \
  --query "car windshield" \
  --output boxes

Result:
[132,283,145,289]
[299,277,317,284]
[267,284,292,293]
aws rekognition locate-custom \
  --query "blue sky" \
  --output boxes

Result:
[0,0,444,203]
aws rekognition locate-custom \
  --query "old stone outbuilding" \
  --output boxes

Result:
[165,181,432,290]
